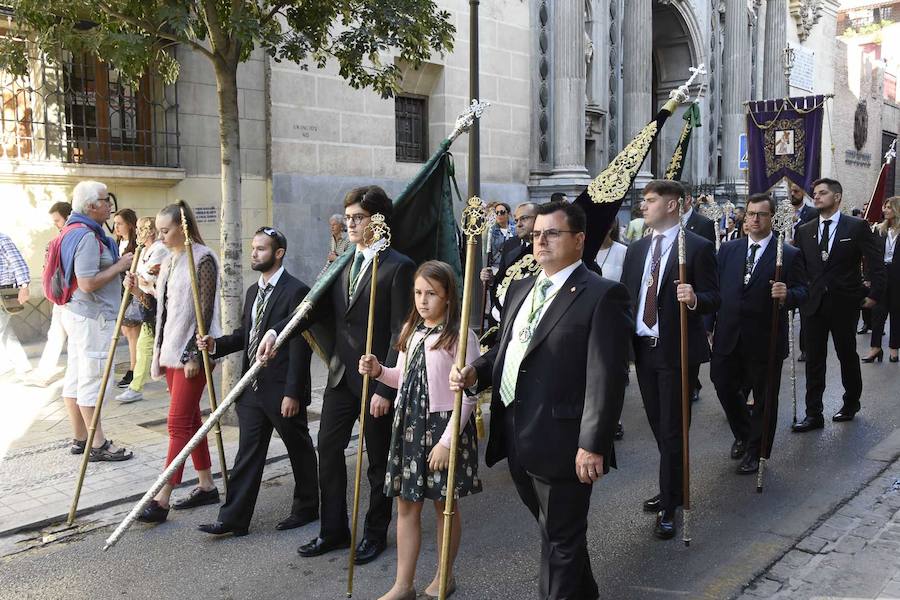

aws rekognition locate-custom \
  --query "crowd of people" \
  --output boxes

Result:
[0,173,896,600]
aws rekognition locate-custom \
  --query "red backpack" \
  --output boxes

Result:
[42,223,103,306]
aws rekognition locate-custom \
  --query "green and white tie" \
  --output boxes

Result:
[348,251,365,299]
[499,278,552,407]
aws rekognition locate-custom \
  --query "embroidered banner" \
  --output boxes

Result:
[746,95,825,194]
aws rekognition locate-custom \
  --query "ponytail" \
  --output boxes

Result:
[159,199,205,245]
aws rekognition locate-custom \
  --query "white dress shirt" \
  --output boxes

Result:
[745,232,773,275]
[886,230,897,264]
[636,223,680,338]
[817,210,841,255]
[251,266,284,331]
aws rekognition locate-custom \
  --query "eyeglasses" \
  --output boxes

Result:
[746,211,772,220]
[514,215,535,224]
[495,210,508,216]
[344,214,370,224]
[530,229,579,242]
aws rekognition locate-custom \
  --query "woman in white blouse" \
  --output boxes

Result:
[595,219,628,282]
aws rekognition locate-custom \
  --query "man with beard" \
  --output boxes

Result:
[480,202,539,324]
[195,227,319,536]
[789,182,818,242]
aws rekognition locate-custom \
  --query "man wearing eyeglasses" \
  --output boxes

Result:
[196,227,319,537]
[710,194,808,475]
[451,201,633,600]
[257,186,414,565]
[621,179,720,540]
[480,202,539,325]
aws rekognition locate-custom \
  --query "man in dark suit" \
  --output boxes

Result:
[195,227,318,537]
[451,201,632,600]
[258,186,415,564]
[480,202,538,324]
[789,182,818,242]
[621,179,720,540]
[792,178,886,431]
[682,183,717,244]
[710,194,808,474]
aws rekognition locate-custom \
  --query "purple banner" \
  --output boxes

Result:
[746,95,825,195]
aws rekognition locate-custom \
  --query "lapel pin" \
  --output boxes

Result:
[570,286,576,293]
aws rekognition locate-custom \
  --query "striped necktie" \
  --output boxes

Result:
[499,278,553,407]
[247,284,273,390]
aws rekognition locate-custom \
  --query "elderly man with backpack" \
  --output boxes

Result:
[46,180,134,461]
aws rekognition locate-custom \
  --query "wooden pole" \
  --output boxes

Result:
[68,245,143,525]
[180,208,229,494]
[677,200,692,547]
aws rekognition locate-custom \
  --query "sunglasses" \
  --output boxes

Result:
[256,226,287,250]
[495,209,508,215]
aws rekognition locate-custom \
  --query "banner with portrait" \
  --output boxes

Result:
[746,95,825,194]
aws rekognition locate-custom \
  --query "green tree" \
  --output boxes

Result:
[2,0,454,390]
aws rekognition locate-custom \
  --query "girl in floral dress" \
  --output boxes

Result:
[359,260,481,600]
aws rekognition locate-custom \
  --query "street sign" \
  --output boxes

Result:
[739,133,748,171]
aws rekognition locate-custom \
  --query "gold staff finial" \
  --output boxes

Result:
[463,196,489,238]
[363,213,392,252]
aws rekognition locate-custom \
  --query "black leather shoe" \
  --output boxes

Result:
[354,538,387,565]
[690,389,700,403]
[172,487,220,510]
[137,500,169,523]
[832,409,858,422]
[653,510,676,540]
[276,511,319,531]
[791,415,824,432]
[297,536,350,557]
[730,439,747,460]
[642,494,662,513]
[197,521,248,537]
[736,453,759,474]
[614,422,624,440]
[857,326,869,335]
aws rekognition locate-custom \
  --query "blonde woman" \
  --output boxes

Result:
[116,217,169,403]
[864,197,900,363]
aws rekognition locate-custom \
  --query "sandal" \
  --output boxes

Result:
[70,439,87,455]
[89,439,134,462]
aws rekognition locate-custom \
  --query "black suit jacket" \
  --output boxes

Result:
[473,264,633,480]
[214,271,312,405]
[686,210,716,244]
[276,247,415,401]
[796,214,886,314]
[712,237,808,360]
[621,230,720,367]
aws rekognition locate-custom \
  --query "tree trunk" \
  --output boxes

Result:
[213,58,243,397]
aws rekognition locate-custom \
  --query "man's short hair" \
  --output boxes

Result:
[255,226,288,252]
[71,181,108,214]
[516,202,539,214]
[549,192,568,203]
[812,177,842,196]
[49,201,72,219]
[535,201,586,233]
[746,193,776,215]
[344,186,392,222]
[643,179,683,201]
[681,181,694,197]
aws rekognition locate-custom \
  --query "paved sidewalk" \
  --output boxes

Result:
[0,341,328,536]
[736,450,900,600]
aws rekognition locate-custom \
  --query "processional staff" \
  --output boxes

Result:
[438,197,488,600]
[180,207,229,494]
[757,198,798,493]
[676,198,692,547]
[347,214,391,598]
[68,229,146,525]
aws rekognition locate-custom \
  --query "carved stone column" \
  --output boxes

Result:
[722,0,751,181]
[550,0,589,179]
[763,0,788,98]
[622,0,652,183]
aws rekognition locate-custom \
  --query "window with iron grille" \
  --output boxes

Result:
[1,31,179,168]
[395,95,427,163]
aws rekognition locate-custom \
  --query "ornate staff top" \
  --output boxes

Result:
[462,196,489,238]
[722,200,736,222]
[449,99,492,143]
[677,197,687,264]
[697,195,723,222]
[363,213,392,254]
[885,138,897,165]
[669,63,706,105]
[774,197,794,264]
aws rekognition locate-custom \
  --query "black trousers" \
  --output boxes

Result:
[218,391,319,529]
[711,349,783,459]
[870,283,899,349]
[317,380,393,542]
[803,298,862,416]
[634,338,697,512]
[504,409,598,600]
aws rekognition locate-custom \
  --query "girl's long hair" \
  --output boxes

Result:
[158,199,205,245]
[878,196,900,235]
[396,260,460,353]
[114,208,138,254]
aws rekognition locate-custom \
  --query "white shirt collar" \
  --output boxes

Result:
[651,222,681,243]
[357,244,378,261]
[258,265,284,289]
[819,210,841,228]
[681,207,694,223]
[538,259,583,295]
[747,231,773,255]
